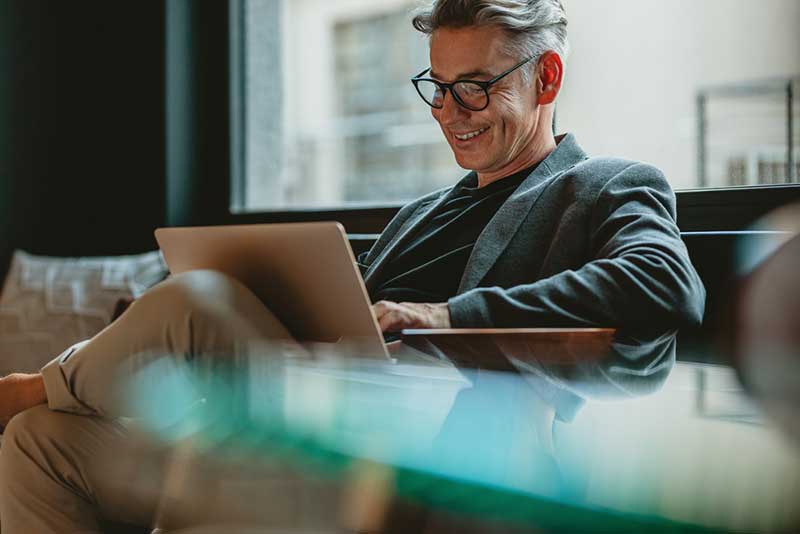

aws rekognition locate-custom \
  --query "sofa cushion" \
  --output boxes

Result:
[0,250,167,375]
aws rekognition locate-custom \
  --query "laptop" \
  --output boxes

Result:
[154,222,390,360]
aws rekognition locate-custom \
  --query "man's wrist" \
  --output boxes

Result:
[445,293,488,329]
[435,302,452,328]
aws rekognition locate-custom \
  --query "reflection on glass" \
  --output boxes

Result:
[105,328,800,532]
[103,322,800,532]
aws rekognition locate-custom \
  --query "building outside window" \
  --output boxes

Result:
[233,0,800,212]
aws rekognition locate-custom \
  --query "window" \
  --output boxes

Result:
[232,0,800,213]
[698,80,798,187]
[233,0,455,211]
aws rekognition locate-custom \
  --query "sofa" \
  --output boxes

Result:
[0,229,789,374]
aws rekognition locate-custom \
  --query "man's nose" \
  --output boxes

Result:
[435,89,470,124]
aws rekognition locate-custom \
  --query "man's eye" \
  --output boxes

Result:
[458,83,483,95]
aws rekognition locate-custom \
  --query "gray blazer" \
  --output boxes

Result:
[361,134,705,328]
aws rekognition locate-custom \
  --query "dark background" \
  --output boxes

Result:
[0,0,167,275]
[0,0,236,283]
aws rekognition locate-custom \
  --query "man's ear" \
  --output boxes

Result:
[536,51,563,106]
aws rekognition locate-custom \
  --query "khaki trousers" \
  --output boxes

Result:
[0,270,356,533]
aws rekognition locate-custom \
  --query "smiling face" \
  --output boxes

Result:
[429,25,553,185]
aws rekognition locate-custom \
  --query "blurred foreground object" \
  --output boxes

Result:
[115,329,796,532]
[732,202,800,444]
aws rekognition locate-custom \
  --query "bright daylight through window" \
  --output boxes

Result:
[233,0,800,212]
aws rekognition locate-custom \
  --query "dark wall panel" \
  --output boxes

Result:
[0,0,166,278]
[166,0,231,228]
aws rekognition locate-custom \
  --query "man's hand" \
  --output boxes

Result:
[372,301,451,332]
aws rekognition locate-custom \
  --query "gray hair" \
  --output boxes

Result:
[411,0,569,85]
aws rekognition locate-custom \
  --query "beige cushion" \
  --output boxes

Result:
[0,250,167,374]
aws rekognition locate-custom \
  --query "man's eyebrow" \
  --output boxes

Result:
[429,68,494,81]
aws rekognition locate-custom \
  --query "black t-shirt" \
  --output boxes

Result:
[370,165,535,303]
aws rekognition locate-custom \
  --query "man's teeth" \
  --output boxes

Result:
[455,127,488,141]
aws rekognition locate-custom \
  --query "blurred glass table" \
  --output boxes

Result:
[123,329,800,533]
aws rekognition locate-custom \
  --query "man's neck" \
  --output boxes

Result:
[476,136,557,188]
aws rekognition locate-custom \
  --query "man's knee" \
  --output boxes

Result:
[127,270,264,331]
[3,405,45,452]
[129,270,291,342]
[0,407,128,532]
[0,406,71,492]
[141,270,253,313]
[2,406,74,461]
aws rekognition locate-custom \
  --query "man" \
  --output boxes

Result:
[0,0,704,531]
[369,3,703,331]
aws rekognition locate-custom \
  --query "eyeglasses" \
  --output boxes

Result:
[411,56,533,112]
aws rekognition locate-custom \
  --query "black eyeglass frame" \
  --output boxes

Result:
[411,56,534,112]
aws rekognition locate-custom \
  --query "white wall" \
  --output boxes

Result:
[558,0,800,189]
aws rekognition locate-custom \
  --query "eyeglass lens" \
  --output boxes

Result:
[415,80,488,110]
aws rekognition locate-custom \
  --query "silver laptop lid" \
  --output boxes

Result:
[155,222,389,359]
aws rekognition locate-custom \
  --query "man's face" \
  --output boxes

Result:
[429,25,541,178]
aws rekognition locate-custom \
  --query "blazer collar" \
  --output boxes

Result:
[456,133,588,293]
[364,133,587,295]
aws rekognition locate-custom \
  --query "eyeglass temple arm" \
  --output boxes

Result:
[411,67,431,80]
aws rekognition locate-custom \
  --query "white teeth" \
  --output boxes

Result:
[455,127,488,141]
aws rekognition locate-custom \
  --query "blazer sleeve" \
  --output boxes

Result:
[447,163,706,328]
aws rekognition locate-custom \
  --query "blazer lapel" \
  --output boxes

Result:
[457,134,588,293]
